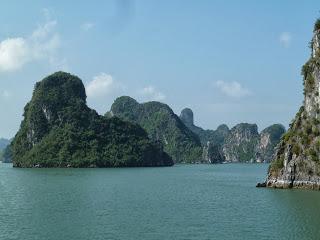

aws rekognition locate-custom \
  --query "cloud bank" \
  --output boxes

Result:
[0,17,60,73]
[214,80,251,98]
[139,86,166,101]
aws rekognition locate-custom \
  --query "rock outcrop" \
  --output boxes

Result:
[0,145,12,163]
[0,138,10,151]
[107,97,203,163]
[255,124,286,163]
[263,20,320,189]
[11,72,173,168]
[0,138,11,163]
[180,108,229,163]
[180,108,284,163]
[223,123,260,162]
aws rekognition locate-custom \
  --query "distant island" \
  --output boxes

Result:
[5,73,286,167]
[108,97,285,164]
[0,138,11,163]
[258,19,320,190]
[106,96,203,163]
[10,72,173,168]
[179,108,285,164]
[4,76,285,167]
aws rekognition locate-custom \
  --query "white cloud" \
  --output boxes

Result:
[86,73,119,98]
[81,22,95,31]
[279,32,292,48]
[0,13,61,73]
[1,90,11,99]
[0,38,29,72]
[139,86,166,101]
[214,80,251,98]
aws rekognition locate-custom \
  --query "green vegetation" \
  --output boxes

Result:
[223,123,260,162]
[314,18,320,32]
[0,145,12,163]
[107,97,203,163]
[11,72,173,168]
[179,108,229,163]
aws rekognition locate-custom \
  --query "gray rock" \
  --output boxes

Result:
[265,21,320,190]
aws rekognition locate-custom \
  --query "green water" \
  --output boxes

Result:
[1,163,320,240]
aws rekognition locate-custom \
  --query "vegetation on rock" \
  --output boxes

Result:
[256,124,286,163]
[223,123,260,163]
[107,97,203,163]
[266,19,320,189]
[180,108,229,163]
[11,72,173,168]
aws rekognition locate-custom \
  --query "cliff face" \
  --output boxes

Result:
[256,124,286,163]
[265,21,320,189]
[11,72,173,168]
[107,97,203,163]
[180,108,284,163]
[223,123,260,162]
[0,138,11,163]
[180,108,229,163]
[0,138,10,150]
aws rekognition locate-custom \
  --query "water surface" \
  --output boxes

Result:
[1,163,320,240]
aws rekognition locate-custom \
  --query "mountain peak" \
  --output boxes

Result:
[180,108,194,126]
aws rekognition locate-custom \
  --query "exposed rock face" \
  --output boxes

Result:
[107,97,203,163]
[180,108,229,163]
[11,72,173,168]
[223,123,260,162]
[180,108,194,126]
[180,108,284,163]
[202,141,225,163]
[0,138,10,151]
[1,145,12,163]
[265,20,320,189]
[0,138,11,163]
[256,124,286,163]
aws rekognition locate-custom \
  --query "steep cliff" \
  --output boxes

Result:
[256,124,286,163]
[265,20,320,189]
[0,145,12,163]
[0,138,11,163]
[223,123,260,162]
[11,72,173,168]
[0,138,10,150]
[180,108,229,163]
[107,97,203,163]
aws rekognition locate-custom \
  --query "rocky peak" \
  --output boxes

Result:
[264,19,320,189]
[216,124,229,133]
[180,108,194,126]
[256,124,286,163]
[108,98,202,163]
[304,25,320,118]
[223,123,259,162]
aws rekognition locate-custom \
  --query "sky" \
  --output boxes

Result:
[0,0,319,139]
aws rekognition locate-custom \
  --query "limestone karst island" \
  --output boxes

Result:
[1,1,320,240]
[258,19,320,190]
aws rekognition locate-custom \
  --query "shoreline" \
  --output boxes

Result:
[257,178,320,190]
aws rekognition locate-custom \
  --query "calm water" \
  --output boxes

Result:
[1,163,320,240]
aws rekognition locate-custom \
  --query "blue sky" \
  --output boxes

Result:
[0,0,319,138]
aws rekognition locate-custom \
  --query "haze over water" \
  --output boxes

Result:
[0,163,319,240]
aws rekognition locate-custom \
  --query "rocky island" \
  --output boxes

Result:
[260,20,320,189]
[11,72,173,168]
[180,108,285,163]
[0,138,11,163]
[180,108,228,163]
[106,97,203,163]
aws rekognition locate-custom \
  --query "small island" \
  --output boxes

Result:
[10,72,173,168]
